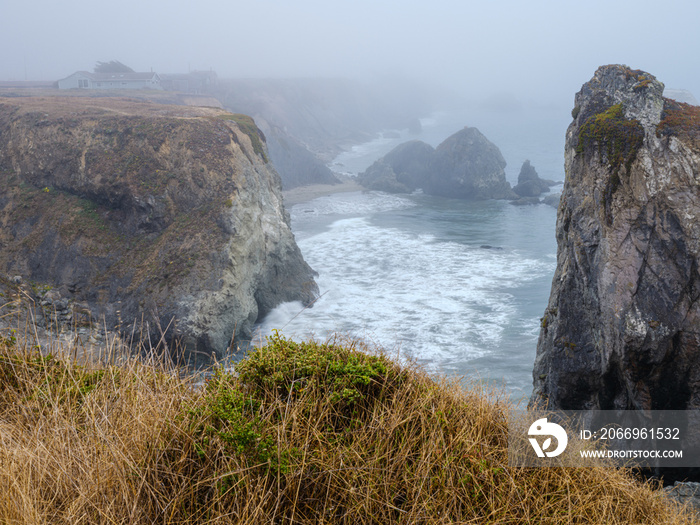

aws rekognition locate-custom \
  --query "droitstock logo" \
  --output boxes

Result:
[528,418,568,458]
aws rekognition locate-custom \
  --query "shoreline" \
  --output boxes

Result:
[281,179,364,207]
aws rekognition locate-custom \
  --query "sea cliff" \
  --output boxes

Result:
[0,97,318,363]
[530,65,700,410]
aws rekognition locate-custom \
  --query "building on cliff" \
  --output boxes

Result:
[58,71,163,90]
[530,65,700,413]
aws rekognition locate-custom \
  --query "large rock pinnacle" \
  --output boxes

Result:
[530,65,700,411]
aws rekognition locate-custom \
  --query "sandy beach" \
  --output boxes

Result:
[281,179,364,207]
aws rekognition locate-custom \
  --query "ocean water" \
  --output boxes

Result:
[254,107,566,404]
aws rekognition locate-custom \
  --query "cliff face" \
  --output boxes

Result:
[530,65,700,410]
[358,127,516,200]
[0,97,318,363]
[255,118,340,189]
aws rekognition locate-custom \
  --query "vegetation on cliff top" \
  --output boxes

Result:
[657,98,700,141]
[0,327,693,524]
[218,113,269,162]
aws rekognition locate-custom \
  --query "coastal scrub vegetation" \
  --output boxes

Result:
[0,328,694,524]
[657,98,700,141]
[218,113,269,162]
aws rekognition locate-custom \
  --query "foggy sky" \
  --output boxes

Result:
[2,0,700,108]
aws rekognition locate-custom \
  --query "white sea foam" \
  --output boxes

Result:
[256,214,551,371]
[257,110,562,400]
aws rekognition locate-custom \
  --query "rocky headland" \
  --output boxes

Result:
[530,65,700,411]
[358,127,517,200]
[0,97,318,364]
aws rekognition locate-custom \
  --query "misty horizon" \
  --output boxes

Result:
[3,0,700,111]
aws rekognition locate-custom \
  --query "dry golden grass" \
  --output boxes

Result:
[0,328,695,524]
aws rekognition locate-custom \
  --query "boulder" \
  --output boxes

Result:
[356,160,410,193]
[431,127,516,199]
[382,140,436,190]
[357,140,435,193]
[541,193,561,207]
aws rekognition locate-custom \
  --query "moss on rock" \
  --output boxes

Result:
[576,103,644,193]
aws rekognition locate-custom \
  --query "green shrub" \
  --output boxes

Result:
[0,327,694,524]
[236,331,402,408]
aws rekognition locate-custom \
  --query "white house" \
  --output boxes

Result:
[57,71,163,90]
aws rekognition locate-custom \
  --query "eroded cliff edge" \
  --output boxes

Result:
[530,65,700,410]
[0,97,318,363]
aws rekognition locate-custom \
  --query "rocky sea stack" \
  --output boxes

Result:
[512,160,556,198]
[0,97,318,364]
[358,127,516,200]
[530,65,700,411]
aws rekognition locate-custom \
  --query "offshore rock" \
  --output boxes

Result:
[530,65,700,411]
[0,97,318,365]
[358,128,516,200]
[513,160,555,197]
[357,140,434,193]
[509,196,541,206]
[542,192,561,208]
[431,127,516,199]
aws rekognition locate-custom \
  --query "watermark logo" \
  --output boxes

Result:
[528,418,568,458]
[510,410,692,467]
